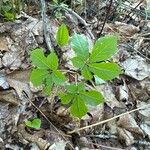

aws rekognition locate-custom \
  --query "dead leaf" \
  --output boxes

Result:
[117,114,144,137]
[127,78,150,102]
[140,121,150,138]
[6,70,32,99]
[0,90,19,105]
[121,56,150,80]
[117,127,134,146]
[137,101,150,117]
[2,51,22,70]
[48,141,67,150]
[0,73,9,89]
[104,22,139,37]
[118,80,129,101]
[0,35,9,51]
[97,84,122,108]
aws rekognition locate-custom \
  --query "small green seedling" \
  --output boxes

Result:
[30,24,121,118]
[25,118,41,129]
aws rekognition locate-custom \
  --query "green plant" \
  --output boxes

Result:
[0,0,16,21]
[30,48,66,95]
[30,24,121,118]
[49,1,68,20]
[25,118,41,129]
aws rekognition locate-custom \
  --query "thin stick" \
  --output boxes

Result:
[88,142,125,150]
[40,0,52,52]
[63,7,95,40]
[123,0,143,21]
[68,103,150,134]
[98,0,113,37]
[27,97,71,138]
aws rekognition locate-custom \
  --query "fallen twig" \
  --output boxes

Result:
[40,0,52,52]
[98,0,113,37]
[64,7,95,40]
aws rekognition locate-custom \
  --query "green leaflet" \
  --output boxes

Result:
[52,70,66,85]
[65,84,78,93]
[43,75,53,95]
[31,49,59,70]
[47,52,58,70]
[71,57,85,68]
[81,90,104,106]
[56,24,69,47]
[81,65,93,80]
[30,48,49,69]
[65,83,85,93]
[25,118,41,129]
[59,93,74,104]
[90,36,117,62]
[30,69,48,86]
[70,95,88,118]
[71,33,89,59]
[43,85,52,96]
[89,62,121,80]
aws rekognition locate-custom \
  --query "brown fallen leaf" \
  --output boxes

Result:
[0,35,9,51]
[6,70,32,99]
[121,56,150,80]
[0,73,9,89]
[2,51,22,70]
[117,127,134,146]
[0,90,19,105]
[117,114,144,137]
[18,124,50,150]
[104,22,139,37]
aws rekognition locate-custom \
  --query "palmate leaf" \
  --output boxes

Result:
[71,33,89,59]
[70,95,88,118]
[30,48,49,69]
[90,36,117,62]
[80,90,104,106]
[59,83,104,118]
[30,69,48,86]
[56,24,69,47]
[31,49,59,71]
[89,62,121,80]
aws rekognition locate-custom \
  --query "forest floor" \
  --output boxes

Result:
[0,0,150,150]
